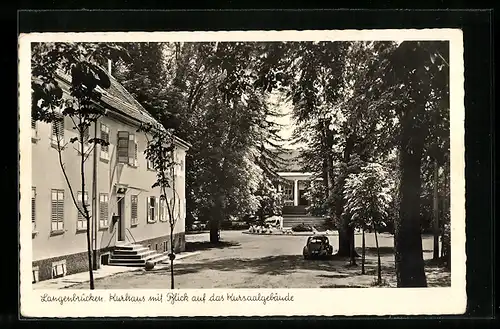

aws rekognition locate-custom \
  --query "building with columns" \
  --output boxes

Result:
[274,149,326,229]
[275,149,322,207]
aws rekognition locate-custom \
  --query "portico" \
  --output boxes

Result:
[276,172,322,207]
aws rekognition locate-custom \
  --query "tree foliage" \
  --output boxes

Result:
[114,42,289,242]
[344,163,394,231]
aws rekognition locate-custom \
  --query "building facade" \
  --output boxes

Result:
[275,149,326,229]
[31,69,190,282]
[275,149,322,207]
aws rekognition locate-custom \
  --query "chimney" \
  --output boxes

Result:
[107,59,112,75]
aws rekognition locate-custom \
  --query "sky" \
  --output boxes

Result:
[266,91,303,150]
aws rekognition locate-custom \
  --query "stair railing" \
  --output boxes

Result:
[125,227,137,244]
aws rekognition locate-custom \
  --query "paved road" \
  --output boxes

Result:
[67,230,449,289]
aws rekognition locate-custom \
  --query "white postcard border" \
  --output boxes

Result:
[19,29,466,317]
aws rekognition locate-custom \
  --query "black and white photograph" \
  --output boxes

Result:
[19,30,466,317]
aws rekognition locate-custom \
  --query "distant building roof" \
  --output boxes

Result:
[276,149,303,172]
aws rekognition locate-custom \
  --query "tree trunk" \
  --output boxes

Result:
[394,113,427,287]
[335,133,359,258]
[80,130,94,290]
[361,227,366,274]
[170,225,175,289]
[209,218,220,243]
[349,229,357,265]
[210,196,222,244]
[80,138,95,290]
[336,224,360,257]
[433,161,440,260]
[375,227,381,285]
[322,159,330,199]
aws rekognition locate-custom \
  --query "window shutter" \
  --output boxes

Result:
[77,192,84,223]
[146,197,151,222]
[159,199,163,221]
[131,195,138,224]
[31,188,36,230]
[117,131,130,163]
[128,134,136,165]
[166,197,171,222]
[134,141,138,166]
[100,124,110,154]
[52,114,65,140]
[155,197,159,222]
[83,126,90,142]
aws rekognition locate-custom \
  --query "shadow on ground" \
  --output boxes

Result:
[137,239,450,287]
[355,246,434,255]
[144,254,395,278]
[184,241,241,252]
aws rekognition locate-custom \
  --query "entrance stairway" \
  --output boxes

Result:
[282,205,307,215]
[282,215,327,230]
[109,243,170,267]
[282,205,327,230]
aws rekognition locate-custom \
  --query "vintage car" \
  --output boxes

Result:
[190,221,206,231]
[302,235,334,259]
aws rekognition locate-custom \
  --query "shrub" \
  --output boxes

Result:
[292,223,313,232]
[220,220,232,230]
[232,221,250,230]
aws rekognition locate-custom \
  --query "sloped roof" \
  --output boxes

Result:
[54,66,190,149]
[56,68,158,126]
[277,149,303,172]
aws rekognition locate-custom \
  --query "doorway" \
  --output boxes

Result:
[117,196,125,242]
[299,189,308,206]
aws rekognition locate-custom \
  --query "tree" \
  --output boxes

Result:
[32,42,127,289]
[344,163,394,283]
[255,179,283,223]
[138,122,180,289]
[334,40,449,287]
[115,42,290,243]
[281,42,360,255]
[387,41,449,287]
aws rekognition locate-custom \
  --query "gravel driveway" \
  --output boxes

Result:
[67,230,450,289]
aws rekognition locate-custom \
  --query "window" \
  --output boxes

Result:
[80,125,91,154]
[117,131,137,166]
[51,113,64,144]
[51,260,67,279]
[159,198,166,222]
[31,118,38,140]
[100,123,110,160]
[147,196,158,223]
[131,195,138,226]
[99,193,109,228]
[147,157,154,170]
[51,189,64,232]
[31,187,36,232]
[76,191,88,231]
[32,266,39,283]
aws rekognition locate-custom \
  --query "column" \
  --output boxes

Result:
[293,180,299,206]
[277,183,282,192]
